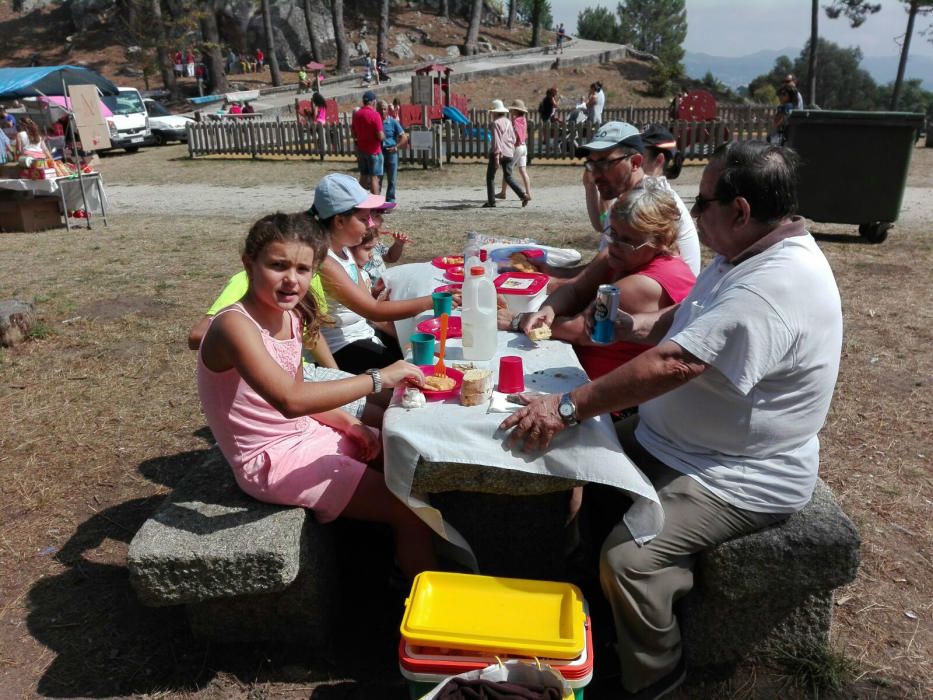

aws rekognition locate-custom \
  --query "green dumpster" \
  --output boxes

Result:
[784,110,924,243]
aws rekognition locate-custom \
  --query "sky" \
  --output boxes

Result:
[549,0,933,59]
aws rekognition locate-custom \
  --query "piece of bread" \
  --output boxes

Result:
[527,325,552,341]
[460,369,492,406]
[509,252,537,273]
[424,374,456,391]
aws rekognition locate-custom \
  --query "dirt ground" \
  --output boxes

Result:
[1,88,932,700]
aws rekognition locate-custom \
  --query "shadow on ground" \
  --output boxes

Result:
[25,435,409,697]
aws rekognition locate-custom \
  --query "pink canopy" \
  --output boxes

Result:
[38,95,113,116]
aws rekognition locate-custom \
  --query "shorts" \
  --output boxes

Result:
[514,143,528,168]
[357,152,384,177]
[303,363,367,418]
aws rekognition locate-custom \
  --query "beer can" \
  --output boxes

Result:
[591,284,619,345]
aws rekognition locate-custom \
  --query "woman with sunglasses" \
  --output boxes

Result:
[311,174,434,374]
[515,179,696,381]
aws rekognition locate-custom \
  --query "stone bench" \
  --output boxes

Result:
[679,478,861,678]
[415,462,860,679]
[127,448,338,645]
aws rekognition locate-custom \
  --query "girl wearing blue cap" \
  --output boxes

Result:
[311,173,435,374]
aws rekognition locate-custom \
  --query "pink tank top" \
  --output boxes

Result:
[197,304,313,468]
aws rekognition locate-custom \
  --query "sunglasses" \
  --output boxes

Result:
[584,153,635,173]
[693,193,732,213]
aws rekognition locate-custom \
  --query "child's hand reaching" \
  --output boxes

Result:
[388,231,413,244]
[381,360,425,388]
[346,423,381,461]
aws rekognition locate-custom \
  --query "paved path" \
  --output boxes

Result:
[241,38,626,115]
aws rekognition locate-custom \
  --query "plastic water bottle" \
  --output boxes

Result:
[479,248,499,282]
[464,232,481,267]
[461,266,498,361]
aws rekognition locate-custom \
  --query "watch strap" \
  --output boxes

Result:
[365,368,382,393]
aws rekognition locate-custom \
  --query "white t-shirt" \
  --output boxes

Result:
[321,248,377,352]
[598,177,701,276]
[636,228,842,514]
[594,89,605,124]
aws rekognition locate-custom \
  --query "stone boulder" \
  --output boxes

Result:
[391,42,417,60]
[0,300,36,348]
[445,45,461,58]
[69,0,116,32]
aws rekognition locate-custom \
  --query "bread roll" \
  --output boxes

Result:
[527,325,552,341]
[509,253,537,273]
[460,369,492,406]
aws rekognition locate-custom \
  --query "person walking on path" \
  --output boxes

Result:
[255,48,265,72]
[484,99,529,208]
[351,90,385,195]
[185,49,195,78]
[376,100,408,203]
[556,23,566,54]
[497,99,531,202]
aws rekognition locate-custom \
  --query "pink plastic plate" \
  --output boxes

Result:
[432,255,466,270]
[416,366,464,399]
[444,267,465,282]
[416,315,462,339]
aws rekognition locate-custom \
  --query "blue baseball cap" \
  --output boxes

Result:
[362,90,377,104]
[312,173,385,219]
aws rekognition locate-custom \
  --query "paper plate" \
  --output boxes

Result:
[444,266,465,282]
[432,255,465,270]
[417,366,464,399]
[416,315,462,339]
[433,283,462,294]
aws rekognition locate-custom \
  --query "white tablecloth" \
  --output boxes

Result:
[0,173,108,213]
[380,262,663,567]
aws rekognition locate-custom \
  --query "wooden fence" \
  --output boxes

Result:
[187,105,776,163]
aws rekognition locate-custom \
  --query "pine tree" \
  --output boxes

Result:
[616,0,687,71]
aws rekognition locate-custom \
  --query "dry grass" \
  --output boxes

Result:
[1,138,932,698]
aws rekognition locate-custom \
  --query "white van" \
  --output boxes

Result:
[100,87,150,152]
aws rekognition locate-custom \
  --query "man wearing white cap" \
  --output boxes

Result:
[483,99,529,208]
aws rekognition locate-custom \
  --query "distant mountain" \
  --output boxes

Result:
[685,49,933,91]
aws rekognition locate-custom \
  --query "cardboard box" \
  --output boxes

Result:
[0,197,63,232]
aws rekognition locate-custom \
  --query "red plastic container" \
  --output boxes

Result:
[494,272,549,313]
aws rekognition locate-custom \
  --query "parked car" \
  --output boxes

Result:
[144,99,193,145]
[100,87,151,152]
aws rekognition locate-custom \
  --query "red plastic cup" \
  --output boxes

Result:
[498,355,525,393]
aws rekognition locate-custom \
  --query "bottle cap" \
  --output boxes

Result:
[470,266,485,276]
[479,249,488,261]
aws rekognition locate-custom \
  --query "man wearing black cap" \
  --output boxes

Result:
[351,90,385,194]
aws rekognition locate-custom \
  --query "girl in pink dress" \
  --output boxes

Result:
[197,211,435,579]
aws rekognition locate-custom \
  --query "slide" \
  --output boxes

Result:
[442,105,470,125]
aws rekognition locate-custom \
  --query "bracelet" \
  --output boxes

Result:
[365,368,382,393]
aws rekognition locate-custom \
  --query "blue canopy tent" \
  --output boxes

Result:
[0,66,119,99]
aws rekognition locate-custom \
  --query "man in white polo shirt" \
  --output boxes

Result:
[502,141,843,698]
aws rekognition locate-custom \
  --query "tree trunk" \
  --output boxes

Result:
[151,0,178,99]
[439,0,448,20]
[891,0,918,110]
[464,0,482,55]
[302,0,323,62]
[808,0,818,106]
[530,0,543,47]
[507,0,517,30]
[199,9,228,94]
[331,0,350,74]
[378,0,389,61]
[261,0,282,86]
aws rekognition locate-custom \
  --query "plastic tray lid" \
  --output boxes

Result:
[400,572,587,660]
[494,272,549,296]
[399,617,593,681]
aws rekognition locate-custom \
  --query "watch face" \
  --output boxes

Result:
[559,399,573,418]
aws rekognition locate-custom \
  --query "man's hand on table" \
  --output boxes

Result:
[521,306,555,335]
[499,393,566,452]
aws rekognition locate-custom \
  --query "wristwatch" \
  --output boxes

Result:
[558,392,579,427]
[365,368,383,393]
[509,313,524,332]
